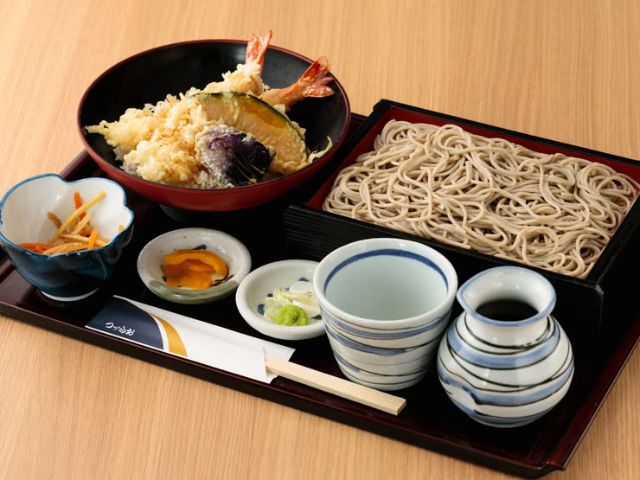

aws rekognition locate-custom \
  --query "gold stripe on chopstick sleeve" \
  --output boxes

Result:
[152,315,188,356]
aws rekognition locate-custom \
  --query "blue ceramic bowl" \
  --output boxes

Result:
[0,174,134,301]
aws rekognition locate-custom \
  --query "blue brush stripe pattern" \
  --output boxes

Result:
[437,358,574,407]
[333,351,427,386]
[323,248,448,293]
[446,316,561,369]
[324,323,425,356]
[332,350,428,377]
[321,305,448,340]
[436,313,574,428]
[445,397,551,427]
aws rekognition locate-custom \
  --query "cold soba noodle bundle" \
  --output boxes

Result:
[323,121,639,278]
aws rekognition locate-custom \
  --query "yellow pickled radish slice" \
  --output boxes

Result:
[162,249,228,277]
[161,249,229,290]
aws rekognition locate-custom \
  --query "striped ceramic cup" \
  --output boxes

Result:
[313,238,458,391]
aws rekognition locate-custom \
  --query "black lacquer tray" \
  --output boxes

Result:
[0,113,639,478]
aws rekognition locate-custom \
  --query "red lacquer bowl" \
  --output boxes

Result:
[78,40,350,211]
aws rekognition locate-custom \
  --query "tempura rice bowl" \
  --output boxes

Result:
[78,39,350,211]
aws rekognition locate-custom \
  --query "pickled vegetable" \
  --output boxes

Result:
[161,249,228,290]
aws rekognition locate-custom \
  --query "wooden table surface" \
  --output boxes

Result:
[1,0,639,478]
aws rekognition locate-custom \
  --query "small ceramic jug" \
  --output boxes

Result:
[437,266,574,428]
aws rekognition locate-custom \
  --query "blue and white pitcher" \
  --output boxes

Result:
[437,266,574,428]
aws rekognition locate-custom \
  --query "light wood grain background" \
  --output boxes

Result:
[1,0,639,478]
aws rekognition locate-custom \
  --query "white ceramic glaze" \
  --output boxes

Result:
[314,238,458,330]
[313,238,458,390]
[437,266,575,428]
[0,174,132,245]
[322,306,450,349]
[137,228,250,304]
[325,323,439,365]
[329,344,432,376]
[336,365,428,391]
[333,355,427,385]
[235,260,324,341]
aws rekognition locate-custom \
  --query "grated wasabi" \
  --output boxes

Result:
[266,303,309,326]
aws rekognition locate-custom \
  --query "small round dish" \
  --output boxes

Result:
[137,228,250,304]
[235,259,325,341]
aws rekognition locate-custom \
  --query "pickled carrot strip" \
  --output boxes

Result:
[56,191,105,236]
[47,212,62,228]
[30,192,110,255]
[60,233,106,247]
[74,192,86,220]
[87,228,98,249]
[20,243,57,253]
[71,213,91,235]
[43,243,86,255]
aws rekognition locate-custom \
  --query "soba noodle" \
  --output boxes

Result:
[323,121,639,278]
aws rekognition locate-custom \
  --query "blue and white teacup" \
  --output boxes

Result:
[313,238,458,391]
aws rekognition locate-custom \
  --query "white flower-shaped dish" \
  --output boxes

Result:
[137,228,251,304]
[235,259,325,341]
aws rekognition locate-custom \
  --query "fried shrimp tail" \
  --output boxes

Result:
[202,31,273,95]
[260,56,334,110]
[245,30,273,72]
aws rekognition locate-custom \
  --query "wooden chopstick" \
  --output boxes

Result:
[265,354,407,415]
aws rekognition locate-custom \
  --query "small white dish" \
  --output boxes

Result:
[235,259,325,341]
[137,228,251,304]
